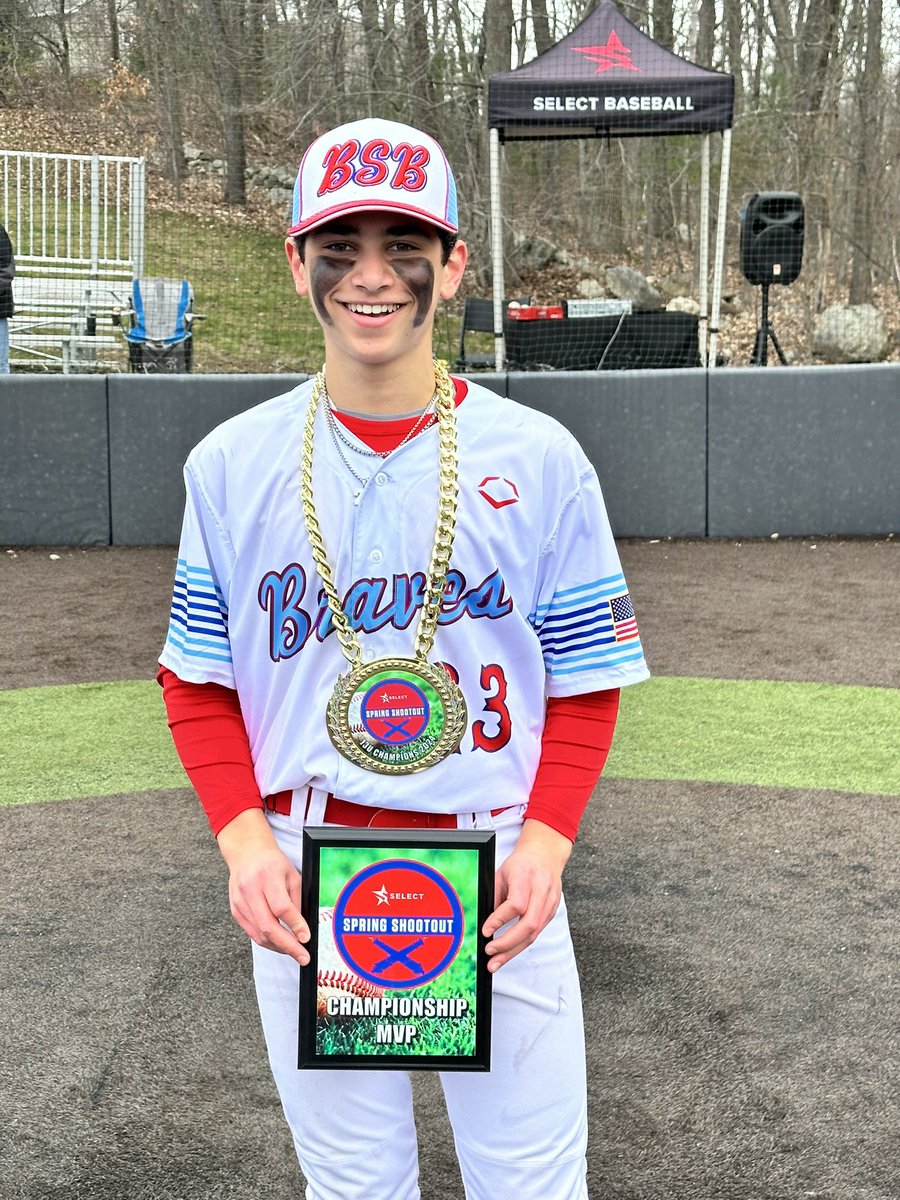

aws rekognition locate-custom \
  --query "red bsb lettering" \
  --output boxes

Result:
[356,139,391,185]
[318,140,359,196]
[318,140,431,197]
[471,664,512,753]
[390,143,429,191]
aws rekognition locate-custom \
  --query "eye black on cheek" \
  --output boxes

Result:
[393,259,435,327]
[310,257,351,325]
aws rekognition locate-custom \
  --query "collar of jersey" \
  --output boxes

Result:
[330,376,467,454]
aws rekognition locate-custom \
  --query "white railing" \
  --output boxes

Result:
[1,149,145,277]
[1,149,145,370]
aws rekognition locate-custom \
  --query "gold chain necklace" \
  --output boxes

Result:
[300,358,467,774]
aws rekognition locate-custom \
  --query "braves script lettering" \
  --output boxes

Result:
[318,138,431,197]
[259,565,512,662]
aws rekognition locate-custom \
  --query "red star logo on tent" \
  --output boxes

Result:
[573,30,640,74]
[478,476,520,509]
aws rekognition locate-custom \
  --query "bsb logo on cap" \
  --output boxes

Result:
[332,859,465,990]
[318,138,431,197]
[288,117,458,236]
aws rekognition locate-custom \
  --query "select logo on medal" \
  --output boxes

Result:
[346,666,447,768]
[361,677,430,745]
[332,860,465,990]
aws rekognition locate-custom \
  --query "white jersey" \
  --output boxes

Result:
[159,378,649,812]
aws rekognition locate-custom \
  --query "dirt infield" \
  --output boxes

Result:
[1,538,898,1200]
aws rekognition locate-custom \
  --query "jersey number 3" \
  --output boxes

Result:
[440,662,512,754]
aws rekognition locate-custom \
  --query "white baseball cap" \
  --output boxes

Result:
[288,117,458,237]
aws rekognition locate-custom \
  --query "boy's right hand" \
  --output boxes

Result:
[216,808,310,964]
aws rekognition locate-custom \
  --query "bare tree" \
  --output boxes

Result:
[481,0,513,79]
[529,0,553,56]
[26,0,73,88]
[141,0,186,195]
[403,0,435,119]
[107,0,120,62]
[357,0,392,106]
[200,0,247,205]
[848,0,883,304]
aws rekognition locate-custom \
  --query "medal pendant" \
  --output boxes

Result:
[327,657,467,775]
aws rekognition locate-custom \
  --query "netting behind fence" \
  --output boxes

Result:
[0,0,897,375]
[2,137,895,375]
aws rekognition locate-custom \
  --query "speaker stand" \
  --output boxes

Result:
[750,283,787,366]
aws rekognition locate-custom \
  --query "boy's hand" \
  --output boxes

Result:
[216,808,310,965]
[482,819,573,972]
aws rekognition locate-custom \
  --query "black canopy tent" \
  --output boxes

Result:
[487,0,734,368]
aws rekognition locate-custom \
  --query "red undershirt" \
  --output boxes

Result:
[159,379,620,843]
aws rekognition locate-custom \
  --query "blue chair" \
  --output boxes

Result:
[116,277,199,372]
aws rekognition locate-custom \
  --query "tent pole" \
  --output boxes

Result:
[708,128,732,371]
[698,134,710,367]
[489,126,506,371]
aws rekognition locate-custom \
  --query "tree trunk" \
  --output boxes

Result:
[651,0,673,49]
[145,0,185,197]
[530,0,553,56]
[202,0,247,206]
[848,0,882,304]
[796,0,842,115]
[107,0,120,63]
[357,0,390,106]
[794,0,842,232]
[243,0,267,107]
[482,0,513,79]
[52,0,72,86]
[696,0,715,68]
[403,0,435,119]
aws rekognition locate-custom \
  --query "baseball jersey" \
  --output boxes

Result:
[159,378,649,813]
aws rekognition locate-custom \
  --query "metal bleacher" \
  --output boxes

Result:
[2,149,145,372]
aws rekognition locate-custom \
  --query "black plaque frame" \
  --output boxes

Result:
[299,827,495,1071]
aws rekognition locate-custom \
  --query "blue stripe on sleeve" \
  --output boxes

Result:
[163,558,232,667]
[531,574,647,681]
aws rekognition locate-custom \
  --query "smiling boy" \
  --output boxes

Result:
[159,117,649,1199]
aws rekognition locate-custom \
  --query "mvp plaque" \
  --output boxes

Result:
[299,827,495,1070]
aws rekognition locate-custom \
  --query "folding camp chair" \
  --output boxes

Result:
[114,277,199,373]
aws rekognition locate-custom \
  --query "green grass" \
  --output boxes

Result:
[143,212,325,373]
[607,677,900,796]
[316,999,477,1059]
[0,676,897,810]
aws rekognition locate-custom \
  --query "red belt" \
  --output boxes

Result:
[264,789,511,830]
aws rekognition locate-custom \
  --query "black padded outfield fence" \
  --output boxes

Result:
[1,365,897,546]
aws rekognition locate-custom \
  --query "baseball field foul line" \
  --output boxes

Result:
[0,676,897,809]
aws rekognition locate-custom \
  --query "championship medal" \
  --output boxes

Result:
[327,656,467,774]
[301,360,468,775]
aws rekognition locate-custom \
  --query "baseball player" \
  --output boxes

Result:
[159,117,649,1200]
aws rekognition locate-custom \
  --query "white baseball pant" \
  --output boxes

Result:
[251,799,589,1200]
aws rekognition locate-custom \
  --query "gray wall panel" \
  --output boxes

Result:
[6,365,898,546]
[457,372,508,396]
[0,377,110,545]
[708,364,900,537]
[108,374,306,544]
[508,370,708,537]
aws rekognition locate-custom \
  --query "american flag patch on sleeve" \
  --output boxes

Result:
[530,574,646,679]
[609,593,639,641]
